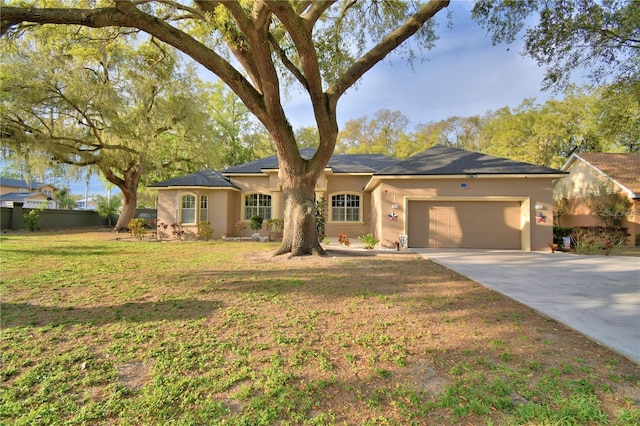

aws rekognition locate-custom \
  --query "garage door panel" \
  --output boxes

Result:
[429,205,462,248]
[408,201,521,249]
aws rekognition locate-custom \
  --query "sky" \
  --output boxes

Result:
[64,1,560,196]
[283,0,553,129]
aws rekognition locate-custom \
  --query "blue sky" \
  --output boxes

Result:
[284,1,553,129]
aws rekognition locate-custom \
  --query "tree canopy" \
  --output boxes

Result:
[1,23,225,229]
[472,0,640,90]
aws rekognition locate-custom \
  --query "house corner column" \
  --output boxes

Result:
[271,191,282,219]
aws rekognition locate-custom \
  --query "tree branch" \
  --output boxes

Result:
[328,0,449,100]
[1,3,271,126]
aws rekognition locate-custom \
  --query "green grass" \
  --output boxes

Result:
[1,231,639,425]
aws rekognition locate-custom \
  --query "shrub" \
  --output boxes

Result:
[156,222,170,241]
[553,226,573,247]
[197,221,214,240]
[23,209,42,232]
[171,223,185,240]
[249,215,263,231]
[95,194,121,228]
[128,218,147,240]
[586,178,632,227]
[358,233,379,249]
[315,197,327,242]
[571,226,629,255]
[337,233,350,247]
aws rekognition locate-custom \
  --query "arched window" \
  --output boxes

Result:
[331,193,361,222]
[199,195,208,222]
[180,194,196,224]
[244,193,272,220]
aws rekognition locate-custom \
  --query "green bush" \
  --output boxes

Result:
[265,218,284,241]
[23,209,42,232]
[127,218,147,240]
[197,221,214,240]
[358,233,379,249]
[249,215,263,231]
[571,226,629,255]
[554,226,630,254]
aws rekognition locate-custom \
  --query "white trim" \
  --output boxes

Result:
[242,192,273,220]
[178,192,197,225]
[328,191,363,223]
[364,174,566,191]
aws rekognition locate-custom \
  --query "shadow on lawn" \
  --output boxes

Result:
[1,299,220,328]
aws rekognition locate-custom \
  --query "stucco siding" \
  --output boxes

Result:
[373,177,553,251]
[323,175,372,240]
[557,160,639,246]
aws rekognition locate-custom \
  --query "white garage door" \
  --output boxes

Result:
[407,201,521,249]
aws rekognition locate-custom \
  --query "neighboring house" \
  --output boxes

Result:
[75,197,99,210]
[556,152,640,246]
[149,146,566,251]
[0,178,59,209]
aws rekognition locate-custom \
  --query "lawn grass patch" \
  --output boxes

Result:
[1,230,638,424]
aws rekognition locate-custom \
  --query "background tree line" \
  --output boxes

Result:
[329,83,639,168]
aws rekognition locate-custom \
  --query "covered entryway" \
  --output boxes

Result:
[407,200,522,249]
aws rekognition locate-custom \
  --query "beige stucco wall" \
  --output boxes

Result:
[371,177,554,251]
[155,188,236,239]
[556,161,639,246]
[321,174,372,239]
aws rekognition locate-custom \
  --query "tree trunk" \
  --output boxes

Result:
[102,162,142,232]
[115,188,137,232]
[273,171,326,257]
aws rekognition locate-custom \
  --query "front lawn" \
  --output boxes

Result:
[1,231,638,425]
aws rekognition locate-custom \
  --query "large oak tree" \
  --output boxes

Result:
[1,0,448,255]
[1,25,218,230]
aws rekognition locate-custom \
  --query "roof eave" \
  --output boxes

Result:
[365,173,568,191]
[149,185,240,191]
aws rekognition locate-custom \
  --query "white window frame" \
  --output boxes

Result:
[330,192,362,223]
[243,193,272,220]
[199,195,208,223]
[179,193,197,224]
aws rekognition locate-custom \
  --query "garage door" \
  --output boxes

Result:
[407,201,521,249]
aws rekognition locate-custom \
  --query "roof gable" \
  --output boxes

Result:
[377,145,566,175]
[148,169,239,189]
[569,152,640,195]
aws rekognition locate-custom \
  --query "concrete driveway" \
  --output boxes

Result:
[412,249,640,364]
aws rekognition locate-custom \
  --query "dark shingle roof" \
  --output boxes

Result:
[222,148,398,174]
[148,169,239,189]
[327,153,399,173]
[0,192,49,201]
[573,152,640,194]
[377,145,566,176]
[0,178,45,189]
